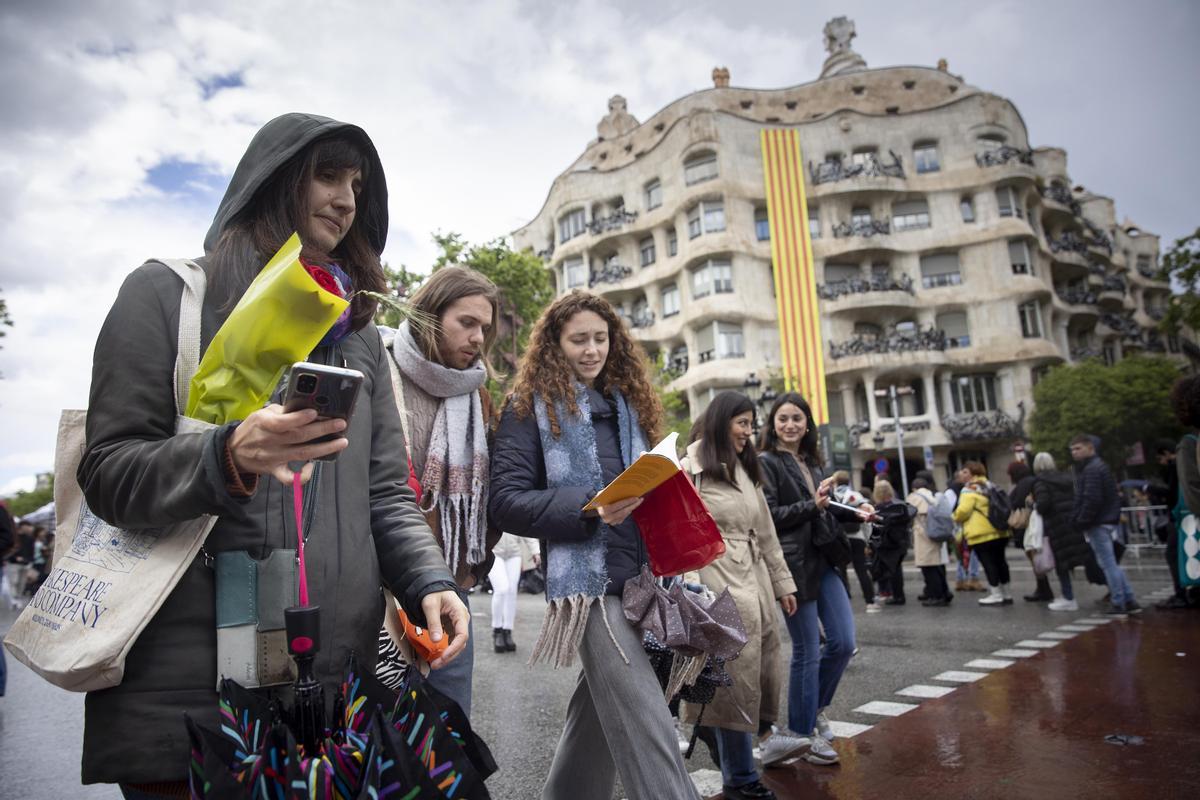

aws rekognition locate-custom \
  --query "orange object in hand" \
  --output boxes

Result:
[397,607,448,662]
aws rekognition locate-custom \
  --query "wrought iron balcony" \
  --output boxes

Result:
[1069,345,1103,361]
[589,262,633,287]
[1058,287,1098,306]
[1086,260,1107,277]
[1040,184,1082,214]
[879,420,932,433]
[536,243,555,261]
[1082,219,1114,255]
[975,146,1035,168]
[1101,275,1127,294]
[1049,231,1090,256]
[587,209,638,235]
[1147,307,1166,321]
[1137,261,1159,280]
[1143,331,1167,352]
[817,273,915,300]
[941,410,1020,441]
[809,151,905,185]
[832,218,891,239]
[666,353,689,375]
[630,309,656,329]
[1100,312,1143,341]
[829,327,947,360]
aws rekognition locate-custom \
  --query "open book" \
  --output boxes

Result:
[583,432,682,512]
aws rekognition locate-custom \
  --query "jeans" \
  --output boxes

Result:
[784,565,856,737]
[1086,524,1135,607]
[715,728,758,787]
[848,538,875,603]
[972,538,1011,587]
[1056,565,1075,601]
[425,587,475,717]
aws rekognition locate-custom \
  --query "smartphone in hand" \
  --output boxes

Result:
[282,362,364,460]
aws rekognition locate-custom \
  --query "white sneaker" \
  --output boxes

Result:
[1047,598,1079,612]
[815,709,835,740]
[759,729,809,766]
[674,719,691,754]
[978,588,1005,605]
[865,602,882,613]
[802,733,839,765]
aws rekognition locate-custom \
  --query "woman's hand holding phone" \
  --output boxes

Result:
[228,404,349,486]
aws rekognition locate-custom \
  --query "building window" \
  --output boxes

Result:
[823,262,859,283]
[854,321,883,341]
[892,199,931,232]
[951,374,998,414]
[851,207,873,227]
[558,208,586,243]
[687,199,725,239]
[684,151,718,185]
[754,207,770,241]
[938,311,970,348]
[976,133,1006,155]
[827,391,845,426]
[1018,300,1043,338]
[718,322,744,359]
[851,147,878,167]
[1102,341,1116,366]
[808,205,820,239]
[997,186,1023,219]
[564,256,586,289]
[913,141,940,173]
[1031,365,1050,386]
[1009,239,1032,275]
[920,252,962,288]
[662,284,680,317]
[639,237,656,267]
[961,196,976,223]
[692,258,734,299]
[645,179,662,210]
[667,227,678,256]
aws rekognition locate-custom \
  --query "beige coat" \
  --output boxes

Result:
[679,440,797,733]
[908,488,946,567]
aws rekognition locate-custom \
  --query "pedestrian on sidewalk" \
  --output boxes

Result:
[830,471,880,613]
[953,462,1013,605]
[489,291,701,800]
[1166,375,1200,608]
[375,265,504,714]
[683,391,800,799]
[759,392,870,771]
[488,533,537,652]
[949,467,985,592]
[1069,434,1141,615]
[870,480,915,606]
[1031,452,1089,612]
[1009,461,1053,603]
[909,475,952,606]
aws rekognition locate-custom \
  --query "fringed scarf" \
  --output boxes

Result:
[528,385,647,669]
[391,321,489,572]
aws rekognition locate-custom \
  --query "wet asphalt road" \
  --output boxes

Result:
[0,549,1176,799]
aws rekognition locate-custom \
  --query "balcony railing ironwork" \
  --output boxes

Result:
[587,209,638,235]
[1070,345,1103,361]
[809,151,905,185]
[1137,261,1159,280]
[829,326,947,360]
[1101,275,1127,294]
[975,146,1035,168]
[879,420,932,434]
[1049,231,1090,256]
[1083,219,1114,255]
[630,309,656,329]
[1040,184,1082,214]
[1147,307,1166,321]
[1058,287,1098,306]
[941,410,1020,441]
[832,218,891,239]
[817,273,915,300]
[589,262,633,287]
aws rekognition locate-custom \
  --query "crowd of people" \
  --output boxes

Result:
[2,112,1197,800]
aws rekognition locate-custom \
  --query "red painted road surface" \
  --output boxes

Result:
[715,612,1200,799]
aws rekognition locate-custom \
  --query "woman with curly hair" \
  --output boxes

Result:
[489,291,698,800]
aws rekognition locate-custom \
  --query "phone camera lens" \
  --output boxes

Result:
[297,373,319,394]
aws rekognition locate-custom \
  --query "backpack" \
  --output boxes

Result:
[983,483,1012,532]
[926,490,957,543]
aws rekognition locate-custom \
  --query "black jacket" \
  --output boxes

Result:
[488,390,646,596]
[77,114,453,785]
[1032,471,1090,570]
[872,501,916,551]
[758,450,848,603]
[0,504,13,566]
[1071,455,1122,529]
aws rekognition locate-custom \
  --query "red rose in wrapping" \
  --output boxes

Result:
[303,262,344,297]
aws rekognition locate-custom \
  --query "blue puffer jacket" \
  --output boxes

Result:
[488,389,647,596]
[1070,455,1122,529]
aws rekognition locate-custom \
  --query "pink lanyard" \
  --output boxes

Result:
[293,471,310,607]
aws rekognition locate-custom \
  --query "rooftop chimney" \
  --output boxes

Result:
[712,66,730,88]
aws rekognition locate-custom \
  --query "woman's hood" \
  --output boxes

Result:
[203,112,388,255]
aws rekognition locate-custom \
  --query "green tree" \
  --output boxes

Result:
[6,474,54,517]
[1158,227,1200,335]
[1029,356,1184,469]
[650,353,691,452]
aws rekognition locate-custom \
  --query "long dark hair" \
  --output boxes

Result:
[691,391,761,487]
[408,266,501,375]
[208,133,385,331]
[758,391,822,465]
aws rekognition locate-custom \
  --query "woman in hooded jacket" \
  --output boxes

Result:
[1031,452,1091,612]
[77,114,467,797]
[488,291,699,800]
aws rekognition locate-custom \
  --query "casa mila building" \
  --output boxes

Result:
[513,17,1189,485]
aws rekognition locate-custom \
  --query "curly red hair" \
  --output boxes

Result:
[509,290,662,440]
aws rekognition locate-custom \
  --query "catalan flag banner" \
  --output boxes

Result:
[760,129,827,425]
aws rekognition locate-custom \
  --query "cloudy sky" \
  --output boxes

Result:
[1,0,1197,496]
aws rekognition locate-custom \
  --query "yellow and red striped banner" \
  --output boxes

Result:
[761,128,827,425]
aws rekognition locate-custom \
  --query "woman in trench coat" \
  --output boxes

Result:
[681,391,799,800]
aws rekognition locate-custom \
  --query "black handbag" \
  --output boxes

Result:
[811,515,853,569]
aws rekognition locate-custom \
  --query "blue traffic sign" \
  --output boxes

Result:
[873,457,890,473]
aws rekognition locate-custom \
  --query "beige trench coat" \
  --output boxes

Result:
[908,488,946,567]
[679,440,797,733]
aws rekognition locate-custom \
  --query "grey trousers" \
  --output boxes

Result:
[542,595,700,800]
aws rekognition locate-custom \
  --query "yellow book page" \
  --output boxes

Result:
[583,432,681,511]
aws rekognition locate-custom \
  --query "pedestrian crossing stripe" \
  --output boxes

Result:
[1015,639,1059,648]
[932,670,989,682]
[896,684,956,699]
[1038,631,1076,640]
[965,658,1015,669]
[854,700,919,716]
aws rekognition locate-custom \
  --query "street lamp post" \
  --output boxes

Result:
[874,384,914,498]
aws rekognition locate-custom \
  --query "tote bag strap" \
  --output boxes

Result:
[146,258,206,416]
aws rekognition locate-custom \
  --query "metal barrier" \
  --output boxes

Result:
[1119,505,1170,561]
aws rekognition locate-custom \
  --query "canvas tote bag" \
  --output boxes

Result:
[3,259,220,692]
